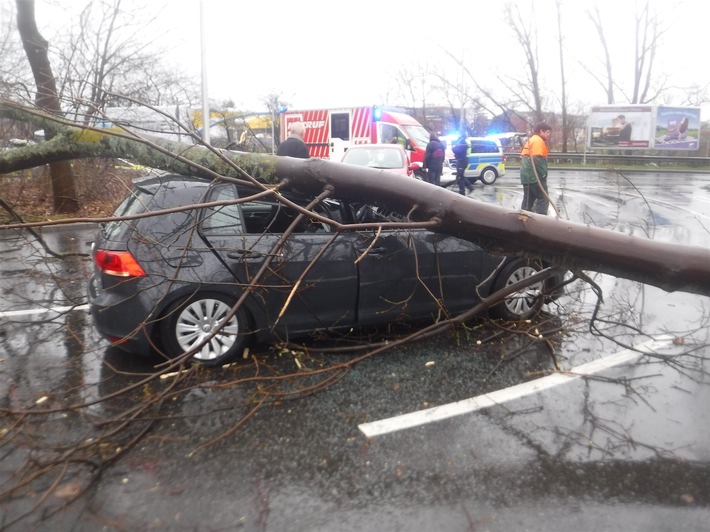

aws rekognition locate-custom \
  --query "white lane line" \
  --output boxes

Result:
[359,335,675,438]
[0,304,90,318]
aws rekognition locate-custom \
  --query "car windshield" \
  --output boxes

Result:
[402,124,431,149]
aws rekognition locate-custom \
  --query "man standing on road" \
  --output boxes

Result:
[423,132,446,186]
[453,135,473,195]
[277,121,310,158]
[519,122,552,214]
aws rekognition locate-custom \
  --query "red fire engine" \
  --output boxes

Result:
[279,106,431,172]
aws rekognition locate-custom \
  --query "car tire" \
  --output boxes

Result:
[489,259,544,320]
[160,292,250,366]
[480,167,498,185]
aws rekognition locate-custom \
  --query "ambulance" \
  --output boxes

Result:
[279,106,431,176]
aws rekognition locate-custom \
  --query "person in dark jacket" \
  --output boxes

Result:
[277,122,310,158]
[452,135,473,195]
[423,132,446,186]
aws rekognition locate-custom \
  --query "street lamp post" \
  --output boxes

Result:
[200,0,210,145]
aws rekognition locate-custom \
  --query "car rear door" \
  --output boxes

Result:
[198,185,359,337]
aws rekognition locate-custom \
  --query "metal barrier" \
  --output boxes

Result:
[505,152,710,169]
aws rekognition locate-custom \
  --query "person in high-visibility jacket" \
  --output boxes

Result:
[519,122,552,214]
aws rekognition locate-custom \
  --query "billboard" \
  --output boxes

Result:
[587,105,701,151]
[653,106,700,151]
[588,105,654,149]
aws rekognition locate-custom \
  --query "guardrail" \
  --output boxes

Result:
[504,152,710,169]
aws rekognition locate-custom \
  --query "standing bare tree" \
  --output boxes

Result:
[0,3,30,100]
[585,0,666,105]
[585,5,615,104]
[15,0,79,213]
[263,92,289,152]
[504,2,544,123]
[55,0,199,125]
[390,63,439,127]
[555,0,569,152]
[629,1,666,104]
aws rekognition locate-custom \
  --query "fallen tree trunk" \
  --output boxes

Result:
[276,157,710,297]
[2,99,709,297]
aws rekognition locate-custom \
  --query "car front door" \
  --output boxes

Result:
[353,213,485,324]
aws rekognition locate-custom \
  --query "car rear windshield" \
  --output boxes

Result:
[103,177,209,243]
[102,188,154,242]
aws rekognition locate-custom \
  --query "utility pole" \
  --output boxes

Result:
[200,0,210,145]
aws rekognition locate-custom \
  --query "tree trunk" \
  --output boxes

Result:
[16,0,79,213]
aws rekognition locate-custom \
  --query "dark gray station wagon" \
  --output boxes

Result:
[88,174,560,366]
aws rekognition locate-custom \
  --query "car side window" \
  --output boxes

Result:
[200,184,244,235]
[352,202,408,224]
[241,196,335,234]
[379,123,405,146]
[237,201,323,234]
[201,185,337,235]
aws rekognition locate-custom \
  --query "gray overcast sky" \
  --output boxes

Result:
[23,0,710,116]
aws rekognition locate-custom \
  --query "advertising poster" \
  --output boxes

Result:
[653,106,700,150]
[588,105,654,149]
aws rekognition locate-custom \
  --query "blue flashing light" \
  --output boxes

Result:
[373,105,382,121]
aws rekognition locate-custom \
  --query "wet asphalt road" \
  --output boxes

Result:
[1,170,709,531]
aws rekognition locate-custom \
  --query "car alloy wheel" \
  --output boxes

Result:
[161,293,248,366]
[490,260,544,320]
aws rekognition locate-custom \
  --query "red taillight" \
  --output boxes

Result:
[94,250,147,277]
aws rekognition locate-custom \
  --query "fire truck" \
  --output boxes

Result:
[279,106,431,174]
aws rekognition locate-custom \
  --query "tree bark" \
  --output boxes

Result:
[16,0,79,213]
[1,100,708,297]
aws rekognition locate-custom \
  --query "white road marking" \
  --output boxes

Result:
[0,304,89,318]
[358,335,675,438]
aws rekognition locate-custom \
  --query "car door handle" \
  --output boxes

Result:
[357,246,388,256]
[165,253,203,268]
[227,250,265,260]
